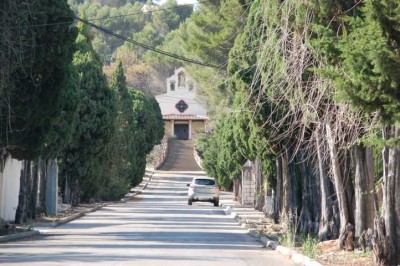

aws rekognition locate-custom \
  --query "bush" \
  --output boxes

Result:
[301,235,321,259]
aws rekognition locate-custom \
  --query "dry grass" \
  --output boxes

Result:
[314,240,374,266]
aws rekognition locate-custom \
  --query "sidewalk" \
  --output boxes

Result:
[220,196,323,266]
[0,170,154,243]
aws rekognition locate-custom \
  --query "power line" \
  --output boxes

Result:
[0,0,212,29]
[74,16,220,69]
[88,0,212,22]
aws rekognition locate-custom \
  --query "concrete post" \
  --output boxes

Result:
[46,159,58,216]
[242,160,255,206]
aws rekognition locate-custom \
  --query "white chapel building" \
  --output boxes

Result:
[156,67,208,140]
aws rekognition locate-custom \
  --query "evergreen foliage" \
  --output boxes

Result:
[128,89,164,186]
[99,60,163,199]
[319,1,400,124]
[227,0,277,185]
[6,0,400,262]
[146,0,250,114]
[197,114,245,189]
[101,61,132,200]
[68,0,193,94]
[311,1,400,262]
[60,19,118,203]
[69,0,193,62]
[0,0,78,160]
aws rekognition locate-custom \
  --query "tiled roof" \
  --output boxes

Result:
[162,114,209,121]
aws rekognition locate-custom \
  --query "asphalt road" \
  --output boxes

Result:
[0,171,294,266]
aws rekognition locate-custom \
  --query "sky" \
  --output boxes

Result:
[156,0,198,6]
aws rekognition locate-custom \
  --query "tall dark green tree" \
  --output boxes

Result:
[198,114,245,190]
[314,1,400,263]
[100,61,133,200]
[59,17,118,204]
[128,89,164,186]
[0,0,78,160]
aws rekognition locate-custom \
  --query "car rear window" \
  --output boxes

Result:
[194,179,215,186]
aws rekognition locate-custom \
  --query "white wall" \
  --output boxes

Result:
[166,67,197,93]
[0,155,22,222]
[156,67,207,116]
[156,91,207,116]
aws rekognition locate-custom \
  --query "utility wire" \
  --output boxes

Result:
[88,0,212,22]
[74,16,220,69]
[0,0,212,29]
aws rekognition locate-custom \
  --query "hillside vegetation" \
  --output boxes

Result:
[2,0,400,264]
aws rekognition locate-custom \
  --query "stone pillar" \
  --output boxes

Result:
[46,159,58,216]
[171,120,175,137]
[189,120,192,139]
[265,189,273,214]
[242,160,255,206]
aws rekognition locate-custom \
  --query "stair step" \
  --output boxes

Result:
[158,140,202,171]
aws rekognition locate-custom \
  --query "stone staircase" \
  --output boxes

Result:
[157,139,203,171]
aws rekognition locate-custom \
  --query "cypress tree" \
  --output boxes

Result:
[0,0,78,160]
[59,17,118,204]
[128,89,164,186]
[101,61,133,200]
[318,1,400,263]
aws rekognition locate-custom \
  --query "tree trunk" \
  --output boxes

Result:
[317,130,338,240]
[273,156,283,223]
[326,121,352,249]
[396,143,400,264]
[343,150,355,222]
[282,150,292,221]
[15,161,29,224]
[298,149,320,236]
[384,127,399,264]
[281,148,297,226]
[368,151,380,218]
[372,126,400,265]
[233,178,242,202]
[254,158,265,211]
[26,161,33,220]
[30,160,39,220]
[353,144,375,239]
[39,159,47,215]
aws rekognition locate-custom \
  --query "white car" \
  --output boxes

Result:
[187,177,220,206]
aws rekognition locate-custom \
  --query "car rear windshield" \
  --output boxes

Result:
[194,179,215,186]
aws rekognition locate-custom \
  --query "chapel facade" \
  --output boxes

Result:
[155,67,208,140]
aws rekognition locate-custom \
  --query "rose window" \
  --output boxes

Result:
[175,100,188,113]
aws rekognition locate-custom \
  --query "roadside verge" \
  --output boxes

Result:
[222,204,323,266]
[0,170,154,243]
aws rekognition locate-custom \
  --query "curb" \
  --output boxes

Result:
[34,204,107,228]
[0,230,40,243]
[121,170,154,202]
[222,204,323,266]
[140,170,154,191]
[1,171,156,243]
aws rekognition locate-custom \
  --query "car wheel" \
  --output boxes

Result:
[213,200,219,207]
[188,199,193,205]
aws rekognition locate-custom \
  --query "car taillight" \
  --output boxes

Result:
[213,185,219,190]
